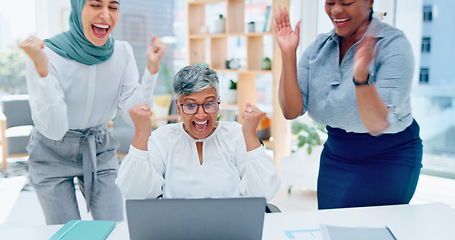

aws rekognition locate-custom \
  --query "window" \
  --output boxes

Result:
[111,0,184,96]
[421,37,431,53]
[408,0,455,179]
[0,0,36,95]
[419,68,429,84]
[423,5,433,22]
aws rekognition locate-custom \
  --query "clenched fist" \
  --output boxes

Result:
[19,36,49,77]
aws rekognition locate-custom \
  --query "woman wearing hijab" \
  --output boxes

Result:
[19,0,166,224]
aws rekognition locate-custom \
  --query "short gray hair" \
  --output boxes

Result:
[172,65,219,99]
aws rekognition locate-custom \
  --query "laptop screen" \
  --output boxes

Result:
[126,197,266,240]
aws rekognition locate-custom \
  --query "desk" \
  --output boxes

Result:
[263,203,455,240]
[1,203,454,239]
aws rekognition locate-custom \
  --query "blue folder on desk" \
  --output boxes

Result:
[49,220,116,240]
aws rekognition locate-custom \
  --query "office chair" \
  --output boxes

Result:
[1,95,33,170]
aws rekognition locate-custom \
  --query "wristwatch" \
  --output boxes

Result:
[353,73,374,86]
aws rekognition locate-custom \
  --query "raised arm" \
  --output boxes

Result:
[273,7,303,119]
[116,129,165,199]
[353,36,388,136]
[239,104,280,201]
[20,36,69,140]
[118,36,167,127]
[234,121,280,201]
[19,36,48,77]
[241,103,263,151]
[116,105,167,199]
[129,104,153,151]
[146,35,167,75]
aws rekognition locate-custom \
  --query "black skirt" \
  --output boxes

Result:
[317,119,423,210]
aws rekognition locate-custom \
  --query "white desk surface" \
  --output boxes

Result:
[1,203,454,240]
[263,202,455,240]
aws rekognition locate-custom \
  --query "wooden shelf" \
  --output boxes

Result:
[189,32,273,39]
[187,0,291,164]
[220,103,237,107]
[188,0,232,5]
[214,69,272,74]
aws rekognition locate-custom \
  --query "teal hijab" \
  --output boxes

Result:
[44,0,115,65]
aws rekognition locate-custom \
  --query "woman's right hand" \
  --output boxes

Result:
[130,104,153,151]
[273,7,301,55]
[146,35,167,75]
[130,104,153,135]
[19,36,49,77]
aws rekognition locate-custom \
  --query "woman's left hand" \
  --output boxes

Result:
[242,103,262,138]
[354,35,378,81]
[146,35,167,75]
[242,103,263,151]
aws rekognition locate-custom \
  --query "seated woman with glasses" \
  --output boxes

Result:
[116,65,280,201]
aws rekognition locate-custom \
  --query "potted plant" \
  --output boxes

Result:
[223,79,237,104]
[213,14,225,34]
[279,119,327,192]
[261,57,271,70]
[292,120,327,155]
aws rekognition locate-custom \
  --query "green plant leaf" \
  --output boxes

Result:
[0,41,27,94]
[292,124,304,134]
[308,132,319,145]
[307,146,313,155]
[229,79,237,89]
[297,135,306,148]
[301,124,311,133]
[292,120,326,151]
[292,128,301,135]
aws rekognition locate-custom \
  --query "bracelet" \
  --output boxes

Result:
[353,73,374,86]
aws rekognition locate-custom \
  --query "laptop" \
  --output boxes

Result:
[126,197,266,240]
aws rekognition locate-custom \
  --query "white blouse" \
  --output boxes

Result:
[116,121,280,202]
[25,41,157,140]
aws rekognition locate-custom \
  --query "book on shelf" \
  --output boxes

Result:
[49,220,116,240]
[263,5,273,32]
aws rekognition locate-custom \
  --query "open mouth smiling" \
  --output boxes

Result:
[92,23,110,38]
[193,120,209,131]
[333,18,350,27]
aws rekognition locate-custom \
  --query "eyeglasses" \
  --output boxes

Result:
[179,102,220,115]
